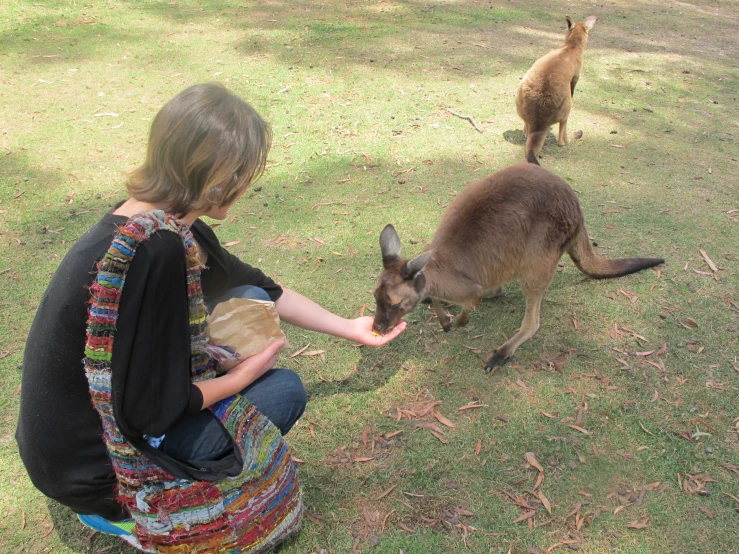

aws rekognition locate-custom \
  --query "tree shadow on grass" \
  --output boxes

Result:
[1,1,538,81]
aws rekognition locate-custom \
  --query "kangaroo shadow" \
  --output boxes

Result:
[503,129,527,145]
[504,128,576,164]
[503,128,561,147]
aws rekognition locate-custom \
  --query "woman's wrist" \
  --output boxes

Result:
[217,370,244,391]
[343,318,363,343]
[196,371,247,409]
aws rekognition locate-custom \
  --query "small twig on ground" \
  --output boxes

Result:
[311,201,348,210]
[66,209,93,218]
[461,42,491,49]
[102,188,123,200]
[446,108,483,133]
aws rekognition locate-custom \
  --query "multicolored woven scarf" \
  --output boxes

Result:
[83,211,303,553]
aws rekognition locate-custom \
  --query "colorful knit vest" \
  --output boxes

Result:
[83,211,303,553]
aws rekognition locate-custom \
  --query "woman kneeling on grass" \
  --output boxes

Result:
[16,82,405,553]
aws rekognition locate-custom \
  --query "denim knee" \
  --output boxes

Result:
[280,369,308,420]
[269,369,307,435]
[241,369,307,435]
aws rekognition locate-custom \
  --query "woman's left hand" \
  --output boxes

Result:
[349,316,407,346]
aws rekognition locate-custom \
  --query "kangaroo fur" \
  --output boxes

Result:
[373,163,664,372]
[516,15,597,165]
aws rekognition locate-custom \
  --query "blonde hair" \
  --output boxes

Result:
[126,83,272,216]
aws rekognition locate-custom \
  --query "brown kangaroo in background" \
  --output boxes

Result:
[373,163,663,372]
[516,15,597,165]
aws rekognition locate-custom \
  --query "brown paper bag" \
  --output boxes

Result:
[206,297,288,371]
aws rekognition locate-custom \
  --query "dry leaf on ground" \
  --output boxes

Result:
[538,491,552,515]
[374,485,396,500]
[513,510,536,524]
[626,516,650,529]
[288,343,310,358]
[431,409,455,428]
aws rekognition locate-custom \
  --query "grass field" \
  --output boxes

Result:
[0,1,737,552]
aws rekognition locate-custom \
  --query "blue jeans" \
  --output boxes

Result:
[159,286,306,462]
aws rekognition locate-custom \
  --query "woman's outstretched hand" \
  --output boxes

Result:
[274,288,407,347]
[348,316,407,346]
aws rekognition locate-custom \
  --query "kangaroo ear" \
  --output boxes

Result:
[565,16,573,29]
[584,15,597,30]
[402,249,434,279]
[380,224,401,267]
[413,271,426,294]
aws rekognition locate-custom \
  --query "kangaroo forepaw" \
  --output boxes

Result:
[437,312,453,332]
[484,350,510,373]
[574,130,583,139]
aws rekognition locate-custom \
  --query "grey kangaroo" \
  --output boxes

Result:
[372,163,663,372]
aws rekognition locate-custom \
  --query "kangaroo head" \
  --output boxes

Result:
[565,15,597,45]
[372,224,433,334]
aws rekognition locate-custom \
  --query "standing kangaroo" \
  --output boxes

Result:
[373,163,663,372]
[516,15,597,165]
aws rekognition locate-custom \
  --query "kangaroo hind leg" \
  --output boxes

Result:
[557,119,583,146]
[484,257,557,373]
[455,304,474,328]
[484,291,544,372]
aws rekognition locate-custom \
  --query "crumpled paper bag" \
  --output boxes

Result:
[206,297,288,371]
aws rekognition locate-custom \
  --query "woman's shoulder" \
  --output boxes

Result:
[190,218,218,246]
[135,228,189,268]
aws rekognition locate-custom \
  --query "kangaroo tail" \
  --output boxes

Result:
[525,130,547,165]
[568,225,664,279]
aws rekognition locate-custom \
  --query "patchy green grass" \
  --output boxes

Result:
[1,0,737,553]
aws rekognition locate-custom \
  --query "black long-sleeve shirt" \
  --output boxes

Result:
[15,210,282,520]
